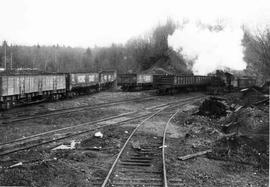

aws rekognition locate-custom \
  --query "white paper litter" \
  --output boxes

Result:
[52,140,79,150]
[94,131,103,138]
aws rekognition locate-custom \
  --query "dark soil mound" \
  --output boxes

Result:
[197,97,228,118]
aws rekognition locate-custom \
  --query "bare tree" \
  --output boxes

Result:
[243,29,270,82]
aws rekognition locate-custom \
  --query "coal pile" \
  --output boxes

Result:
[197,97,228,118]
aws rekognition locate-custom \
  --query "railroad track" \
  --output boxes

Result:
[0,96,156,124]
[0,111,151,157]
[98,103,190,187]
[0,96,205,160]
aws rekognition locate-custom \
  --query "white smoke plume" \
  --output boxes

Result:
[168,21,246,75]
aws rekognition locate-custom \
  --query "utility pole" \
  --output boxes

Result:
[32,56,36,69]
[10,52,13,70]
[54,50,57,71]
[4,43,6,70]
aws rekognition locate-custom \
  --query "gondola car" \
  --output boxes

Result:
[137,74,154,90]
[117,73,155,91]
[0,70,117,110]
[117,73,137,91]
[153,74,216,94]
[66,72,100,97]
[232,76,256,89]
[99,70,117,90]
[0,73,66,109]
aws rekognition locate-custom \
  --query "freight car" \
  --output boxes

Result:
[232,76,256,89]
[66,72,100,97]
[137,74,154,90]
[0,70,117,110]
[154,73,257,94]
[117,73,137,91]
[0,73,66,109]
[66,70,117,96]
[153,74,216,94]
[99,70,117,90]
[117,73,155,91]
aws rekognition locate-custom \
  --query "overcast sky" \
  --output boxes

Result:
[0,0,269,47]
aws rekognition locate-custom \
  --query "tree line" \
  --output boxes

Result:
[0,20,180,74]
[0,20,269,82]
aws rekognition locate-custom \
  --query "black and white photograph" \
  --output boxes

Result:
[0,0,269,186]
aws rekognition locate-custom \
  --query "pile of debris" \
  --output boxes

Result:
[177,93,268,171]
[209,99,269,168]
[209,133,268,168]
[240,87,267,106]
[197,97,229,118]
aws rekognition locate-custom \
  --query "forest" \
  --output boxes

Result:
[0,20,269,82]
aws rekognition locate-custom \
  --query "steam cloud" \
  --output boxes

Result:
[168,21,246,75]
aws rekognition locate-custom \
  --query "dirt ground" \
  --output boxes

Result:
[0,91,268,186]
[0,91,201,144]
[0,125,136,186]
[165,92,269,187]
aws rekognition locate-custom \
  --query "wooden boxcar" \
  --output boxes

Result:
[0,74,66,109]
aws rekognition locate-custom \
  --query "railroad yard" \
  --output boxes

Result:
[1,0,270,186]
[0,90,268,187]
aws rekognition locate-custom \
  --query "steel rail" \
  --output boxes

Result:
[1,96,156,124]
[0,112,154,157]
[0,96,206,159]
[0,111,136,147]
[101,106,169,187]
[100,96,205,187]
[162,109,180,187]
[0,95,205,147]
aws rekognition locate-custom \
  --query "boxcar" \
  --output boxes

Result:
[66,73,100,95]
[0,74,66,109]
